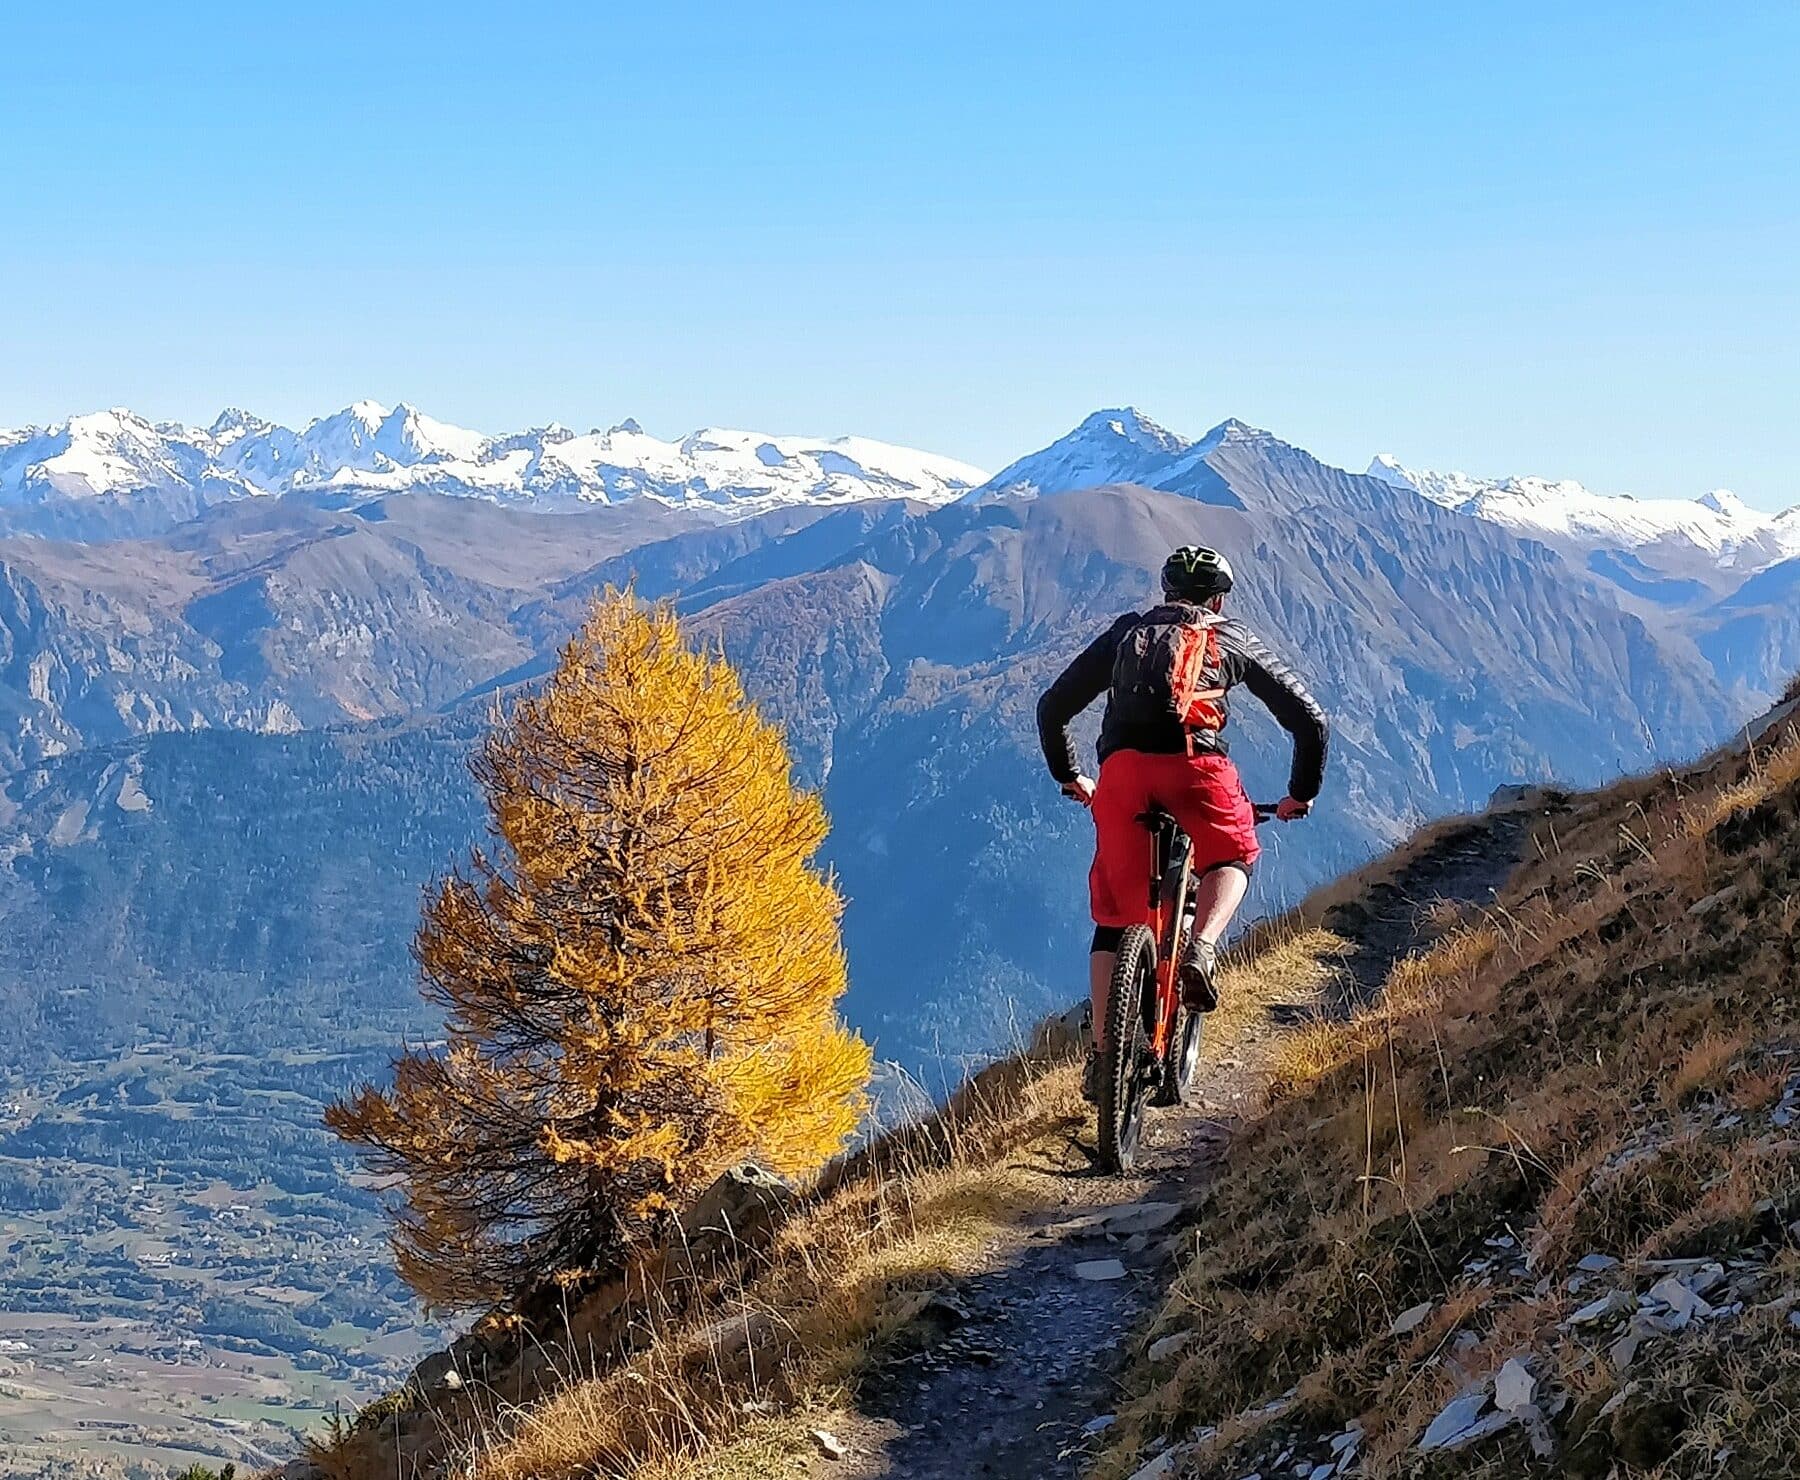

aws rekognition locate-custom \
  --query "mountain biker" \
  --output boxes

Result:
[1036,545,1329,1097]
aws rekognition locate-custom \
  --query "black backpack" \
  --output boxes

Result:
[1109,604,1228,733]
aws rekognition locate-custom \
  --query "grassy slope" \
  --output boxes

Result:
[296,842,1487,1477]
[307,1030,1098,1479]
[304,683,1800,1480]
[1098,689,1800,1478]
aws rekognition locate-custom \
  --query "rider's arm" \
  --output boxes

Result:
[1036,617,1131,785]
[1230,628,1330,802]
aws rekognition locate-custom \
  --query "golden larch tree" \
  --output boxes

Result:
[327,592,870,1308]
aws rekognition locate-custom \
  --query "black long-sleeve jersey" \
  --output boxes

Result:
[1036,610,1329,801]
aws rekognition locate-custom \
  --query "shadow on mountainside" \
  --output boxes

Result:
[829,797,1553,1480]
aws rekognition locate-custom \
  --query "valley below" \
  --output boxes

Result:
[0,1043,451,1475]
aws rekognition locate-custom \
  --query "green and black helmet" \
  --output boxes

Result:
[1161,544,1234,601]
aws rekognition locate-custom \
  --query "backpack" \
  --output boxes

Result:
[1109,604,1229,734]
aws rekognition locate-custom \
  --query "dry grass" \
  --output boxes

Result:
[468,1148,1063,1479]
[1097,699,1800,1480]
[1659,1029,1751,1112]
[307,695,1800,1480]
[1215,925,1352,1044]
[624,1416,822,1480]
[1684,729,1800,838]
[1265,922,1496,1104]
[308,1048,1091,1480]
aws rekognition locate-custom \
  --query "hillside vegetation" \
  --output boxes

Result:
[329,595,871,1309]
[1097,678,1800,1478]
[295,680,1800,1480]
[299,1022,1094,1479]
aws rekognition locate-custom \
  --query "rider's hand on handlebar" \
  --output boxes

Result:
[1275,795,1311,822]
[1062,775,1097,807]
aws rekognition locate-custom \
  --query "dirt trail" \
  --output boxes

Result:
[829,805,1540,1480]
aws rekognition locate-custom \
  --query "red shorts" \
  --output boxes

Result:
[1088,750,1260,929]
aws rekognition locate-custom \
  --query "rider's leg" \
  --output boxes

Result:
[1088,946,1114,1051]
[1192,863,1250,945]
[1179,864,1251,1008]
[1087,753,1153,1051]
[1155,753,1262,1010]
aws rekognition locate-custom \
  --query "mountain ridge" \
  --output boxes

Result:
[1367,449,1800,573]
[0,403,988,538]
[11,398,1796,584]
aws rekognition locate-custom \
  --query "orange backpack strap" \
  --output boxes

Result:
[1172,615,1228,731]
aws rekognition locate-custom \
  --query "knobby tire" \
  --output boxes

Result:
[1098,924,1155,1173]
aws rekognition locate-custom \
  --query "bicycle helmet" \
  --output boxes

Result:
[1161,544,1234,601]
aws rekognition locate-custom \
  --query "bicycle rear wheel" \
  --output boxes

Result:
[1097,924,1156,1173]
[1155,1003,1206,1107]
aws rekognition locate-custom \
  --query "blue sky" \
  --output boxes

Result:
[2,2,1795,506]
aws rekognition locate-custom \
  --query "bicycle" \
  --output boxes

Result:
[1095,801,1278,1172]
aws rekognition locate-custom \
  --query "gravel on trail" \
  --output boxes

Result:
[826,803,1540,1480]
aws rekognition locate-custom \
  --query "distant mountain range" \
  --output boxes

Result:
[9,401,1794,576]
[1367,451,1800,576]
[0,402,985,538]
[4,403,1789,1069]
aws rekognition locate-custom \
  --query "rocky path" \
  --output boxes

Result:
[827,804,1539,1480]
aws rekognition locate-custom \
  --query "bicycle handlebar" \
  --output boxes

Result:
[1062,787,1298,824]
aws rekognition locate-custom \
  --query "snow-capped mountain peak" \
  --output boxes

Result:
[1083,406,1189,456]
[966,406,1194,502]
[1199,416,1256,442]
[209,407,274,444]
[0,408,212,502]
[381,404,488,466]
[1366,454,1503,511]
[1368,454,1800,569]
[1187,416,1277,460]
[292,400,483,481]
[1367,452,1411,488]
[0,402,988,535]
[1697,488,1751,518]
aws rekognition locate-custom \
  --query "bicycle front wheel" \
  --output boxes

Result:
[1097,924,1156,1173]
